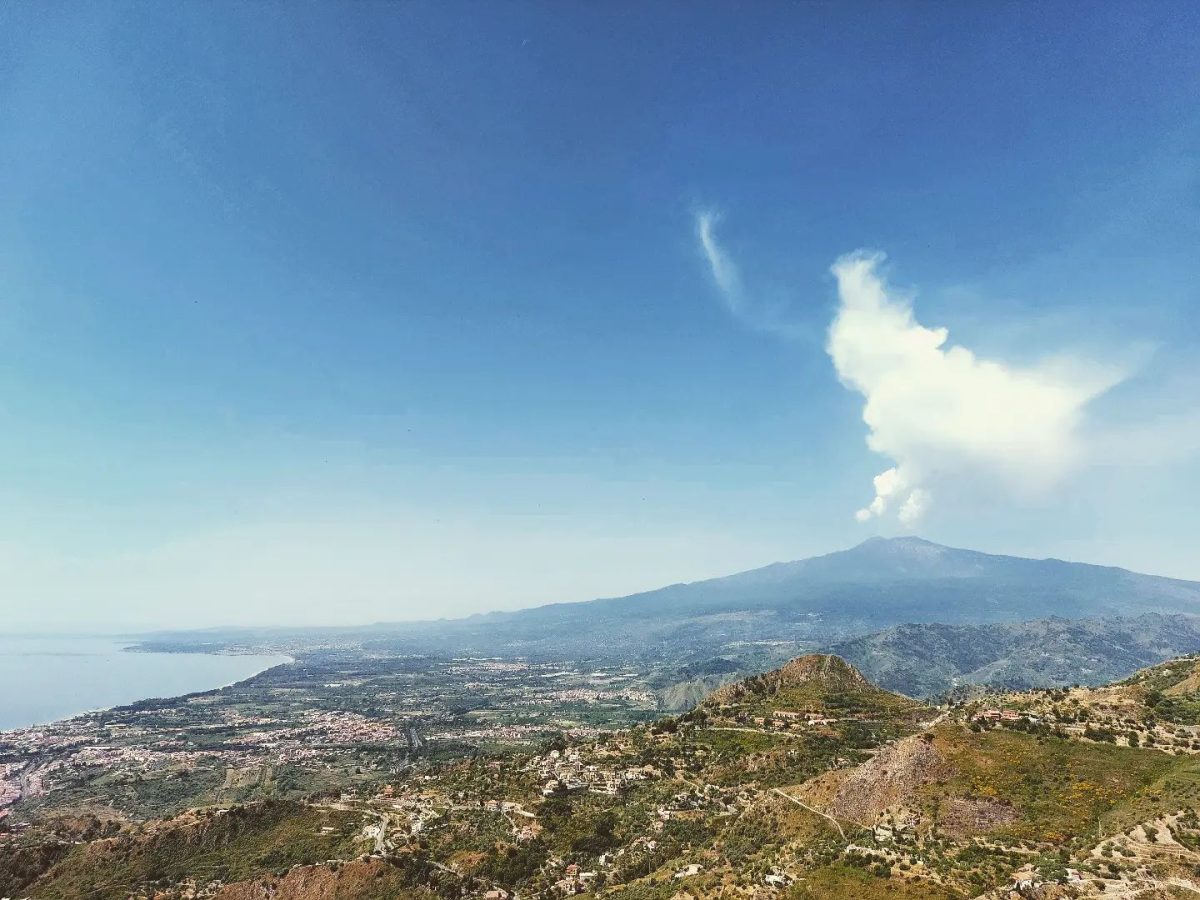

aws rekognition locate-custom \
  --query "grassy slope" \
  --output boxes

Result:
[785,863,966,899]
[1118,656,1200,724]
[931,727,1175,843]
[1102,754,1200,834]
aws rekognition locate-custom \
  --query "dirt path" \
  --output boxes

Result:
[918,710,950,731]
[771,787,847,840]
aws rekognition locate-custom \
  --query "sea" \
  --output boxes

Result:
[0,635,289,732]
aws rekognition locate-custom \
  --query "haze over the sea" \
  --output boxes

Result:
[0,635,288,731]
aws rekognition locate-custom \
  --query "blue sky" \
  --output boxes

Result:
[2,2,1198,629]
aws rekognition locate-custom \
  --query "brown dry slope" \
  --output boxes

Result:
[215,859,438,900]
[827,734,954,825]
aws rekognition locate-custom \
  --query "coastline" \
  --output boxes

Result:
[0,637,293,733]
[122,641,285,656]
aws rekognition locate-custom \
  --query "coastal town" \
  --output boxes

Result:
[0,652,664,829]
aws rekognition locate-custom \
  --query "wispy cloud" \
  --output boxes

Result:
[694,210,806,338]
[695,210,741,306]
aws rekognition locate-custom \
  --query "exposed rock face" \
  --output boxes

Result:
[659,674,740,711]
[829,735,954,825]
[776,654,872,688]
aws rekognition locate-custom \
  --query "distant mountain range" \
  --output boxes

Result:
[384,536,1200,652]
[145,538,1200,691]
[833,613,1200,699]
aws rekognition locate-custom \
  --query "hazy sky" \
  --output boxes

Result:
[2,3,1199,630]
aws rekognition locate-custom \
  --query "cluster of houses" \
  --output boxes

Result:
[535,686,657,706]
[740,710,834,731]
[66,739,288,781]
[449,722,563,744]
[238,710,401,746]
[0,762,46,832]
[477,798,541,842]
[1009,865,1086,890]
[872,805,920,844]
[0,721,95,755]
[973,708,1039,725]
[551,862,599,895]
[763,870,795,888]
[0,703,417,816]
[373,786,455,838]
[653,787,735,824]
[376,785,546,846]
[529,748,657,797]
[0,764,25,809]
[710,710,835,734]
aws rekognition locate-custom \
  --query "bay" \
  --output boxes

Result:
[0,635,288,731]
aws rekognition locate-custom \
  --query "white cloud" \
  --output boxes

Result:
[695,218,1128,525]
[827,252,1126,524]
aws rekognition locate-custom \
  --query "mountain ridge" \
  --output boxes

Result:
[468,535,1193,620]
[833,612,1200,699]
[137,538,1200,667]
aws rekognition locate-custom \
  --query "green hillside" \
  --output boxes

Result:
[11,654,1200,899]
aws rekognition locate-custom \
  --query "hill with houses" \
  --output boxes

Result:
[10,654,1200,898]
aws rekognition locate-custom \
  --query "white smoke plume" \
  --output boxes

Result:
[828,251,1124,524]
[695,216,1128,526]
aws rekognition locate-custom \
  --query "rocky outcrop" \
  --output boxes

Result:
[706,654,872,706]
[829,735,953,825]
